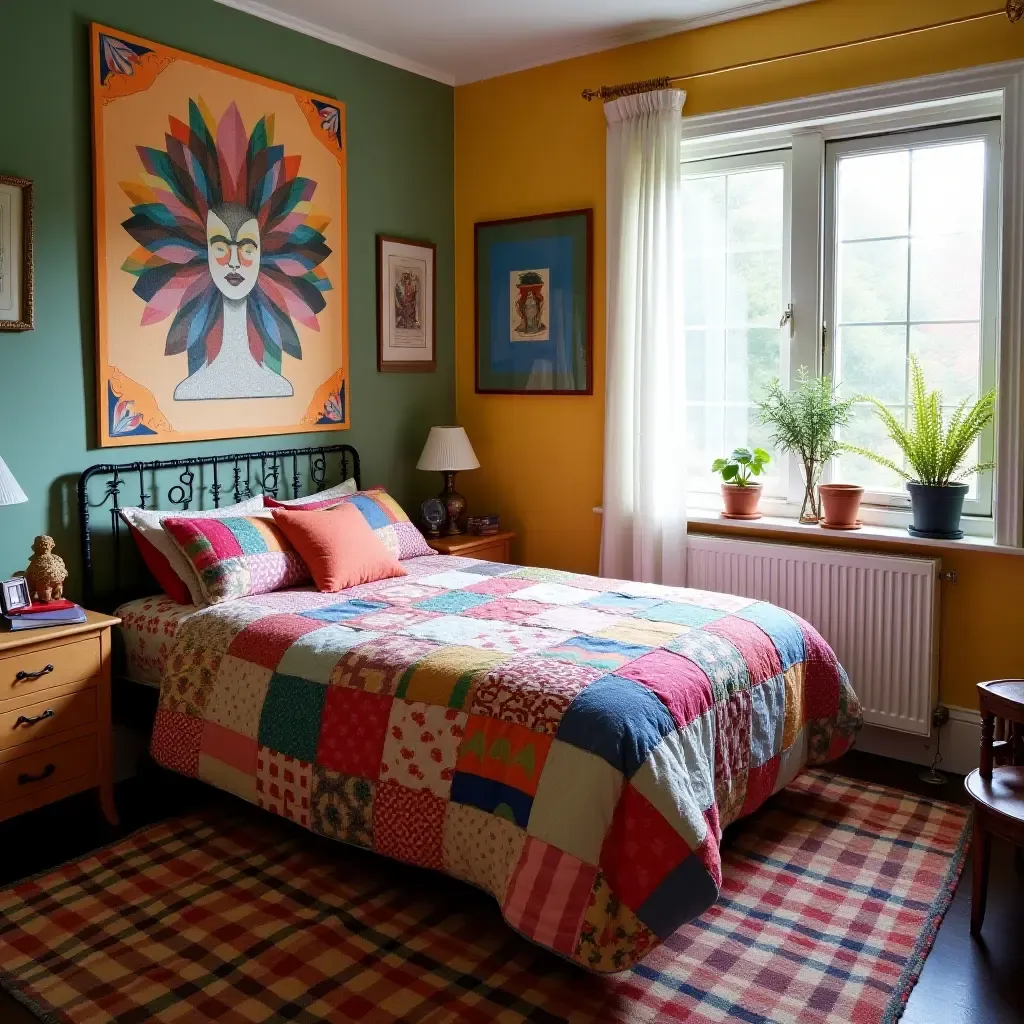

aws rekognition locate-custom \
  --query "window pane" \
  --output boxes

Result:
[836,325,907,405]
[909,233,982,322]
[837,150,909,240]
[909,323,981,406]
[911,141,984,236]
[837,238,908,323]
[836,404,907,491]
[682,160,787,499]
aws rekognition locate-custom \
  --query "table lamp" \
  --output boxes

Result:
[0,456,27,507]
[416,426,480,535]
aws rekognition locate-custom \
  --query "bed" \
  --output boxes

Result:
[81,445,863,973]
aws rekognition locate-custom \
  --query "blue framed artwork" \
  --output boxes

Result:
[475,210,592,394]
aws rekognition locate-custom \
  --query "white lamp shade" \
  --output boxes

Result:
[0,456,27,506]
[416,426,480,472]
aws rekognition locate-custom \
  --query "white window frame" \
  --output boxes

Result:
[680,149,793,508]
[679,61,1024,547]
[822,119,1001,519]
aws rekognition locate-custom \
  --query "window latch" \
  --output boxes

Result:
[779,304,793,329]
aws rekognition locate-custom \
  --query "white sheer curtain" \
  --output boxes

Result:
[600,89,688,585]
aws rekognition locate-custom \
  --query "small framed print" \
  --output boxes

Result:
[377,235,436,372]
[1,577,31,615]
[475,209,592,395]
[0,175,34,332]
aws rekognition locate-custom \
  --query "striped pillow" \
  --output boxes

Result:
[161,516,310,605]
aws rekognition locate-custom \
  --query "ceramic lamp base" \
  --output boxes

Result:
[440,471,466,535]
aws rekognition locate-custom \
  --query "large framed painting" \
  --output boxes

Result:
[475,209,592,394]
[0,175,33,332]
[377,235,435,372]
[90,25,348,446]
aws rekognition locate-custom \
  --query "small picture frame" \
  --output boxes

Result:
[1,577,31,615]
[0,175,34,332]
[377,235,436,372]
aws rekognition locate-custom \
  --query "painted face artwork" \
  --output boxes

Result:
[206,205,260,301]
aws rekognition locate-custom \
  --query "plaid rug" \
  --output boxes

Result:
[0,769,969,1024]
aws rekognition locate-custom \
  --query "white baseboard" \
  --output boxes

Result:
[852,705,980,777]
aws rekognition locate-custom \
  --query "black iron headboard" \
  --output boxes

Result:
[77,443,360,608]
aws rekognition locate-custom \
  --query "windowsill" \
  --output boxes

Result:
[686,509,1024,555]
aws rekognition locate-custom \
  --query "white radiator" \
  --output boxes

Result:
[686,536,940,736]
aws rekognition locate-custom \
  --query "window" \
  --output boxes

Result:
[681,115,1001,528]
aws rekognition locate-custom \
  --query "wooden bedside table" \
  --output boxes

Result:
[0,611,120,826]
[425,530,515,563]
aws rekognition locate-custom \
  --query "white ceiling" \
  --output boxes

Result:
[214,0,815,86]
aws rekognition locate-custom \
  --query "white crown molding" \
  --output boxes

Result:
[214,0,813,87]
[212,0,457,85]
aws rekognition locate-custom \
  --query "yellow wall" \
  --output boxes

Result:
[454,0,1024,709]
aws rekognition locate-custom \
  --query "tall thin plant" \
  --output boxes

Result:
[844,356,995,486]
[758,368,856,522]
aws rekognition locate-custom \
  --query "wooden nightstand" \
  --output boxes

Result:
[0,611,120,825]
[425,530,515,563]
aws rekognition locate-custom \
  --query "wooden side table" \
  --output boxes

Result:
[425,530,515,563]
[0,611,121,825]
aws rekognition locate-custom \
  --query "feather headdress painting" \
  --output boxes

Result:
[91,25,348,446]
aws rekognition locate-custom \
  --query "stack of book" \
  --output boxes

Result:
[467,515,501,536]
[2,600,87,631]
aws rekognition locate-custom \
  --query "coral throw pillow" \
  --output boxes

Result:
[272,504,408,592]
[161,516,309,605]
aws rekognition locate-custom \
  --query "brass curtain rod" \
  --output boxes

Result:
[582,2,1023,102]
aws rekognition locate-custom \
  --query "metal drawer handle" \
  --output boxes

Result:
[14,664,54,682]
[14,709,55,728]
[17,763,56,785]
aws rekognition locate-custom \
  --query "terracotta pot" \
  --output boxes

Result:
[818,483,864,529]
[721,483,763,520]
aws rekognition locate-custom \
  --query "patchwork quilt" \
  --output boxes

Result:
[149,554,862,972]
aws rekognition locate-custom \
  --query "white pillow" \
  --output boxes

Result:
[120,495,265,605]
[263,477,358,507]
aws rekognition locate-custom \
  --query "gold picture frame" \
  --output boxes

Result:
[0,175,34,332]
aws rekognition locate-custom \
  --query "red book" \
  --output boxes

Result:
[7,599,76,617]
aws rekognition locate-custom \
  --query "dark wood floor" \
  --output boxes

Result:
[0,751,1021,1023]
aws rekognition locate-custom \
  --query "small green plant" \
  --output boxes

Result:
[845,356,995,486]
[758,368,857,522]
[712,447,771,486]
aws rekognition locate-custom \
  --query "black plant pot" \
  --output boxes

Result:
[906,481,969,539]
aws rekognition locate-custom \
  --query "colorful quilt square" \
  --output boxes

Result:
[556,674,676,778]
[660,586,756,613]
[380,700,467,798]
[536,636,651,673]
[316,687,393,778]
[459,561,519,577]
[347,607,439,632]
[442,802,527,904]
[741,754,781,816]
[599,782,691,913]
[750,673,787,767]
[411,591,495,615]
[197,752,256,804]
[527,740,623,865]
[471,655,600,735]
[596,620,689,647]
[416,570,492,590]
[667,630,751,700]
[343,580,445,605]
[503,837,598,957]
[405,615,491,645]
[464,577,537,598]
[510,583,593,606]
[449,772,534,828]
[256,747,312,829]
[782,663,805,750]
[206,656,274,738]
[524,606,623,634]
[310,768,374,848]
[636,847,719,940]
[714,689,752,812]
[803,624,843,721]
[637,601,726,628]
[330,635,441,694]
[736,601,806,671]
[257,673,327,762]
[299,600,389,623]
[150,707,202,777]
[373,779,446,871]
[396,647,507,708]
[199,720,257,776]
[506,567,579,585]
[707,615,785,684]
[464,598,549,623]
[574,870,657,972]
[456,716,552,796]
[616,650,715,729]
[227,614,325,671]
[457,622,572,656]
[582,592,661,613]
[275,625,374,683]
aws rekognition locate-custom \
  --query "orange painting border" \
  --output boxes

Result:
[89,23,350,448]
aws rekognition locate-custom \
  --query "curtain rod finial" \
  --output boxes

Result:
[1009,0,1024,23]
[582,88,601,102]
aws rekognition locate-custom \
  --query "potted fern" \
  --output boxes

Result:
[845,357,996,539]
[758,369,857,523]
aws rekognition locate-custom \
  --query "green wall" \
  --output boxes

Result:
[0,0,454,593]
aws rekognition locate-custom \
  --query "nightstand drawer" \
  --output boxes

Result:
[0,733,97,805]
[465,539,511,563]
[0,637,100,703]
[0,688,98,753]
